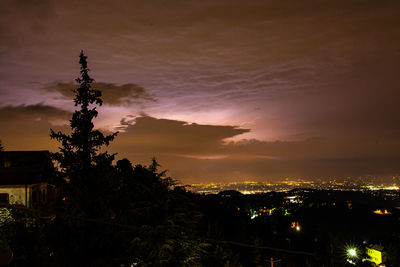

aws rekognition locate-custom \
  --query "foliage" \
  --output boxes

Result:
[50,51,118,218]
[115,159,204,266]
[0,207,56,266]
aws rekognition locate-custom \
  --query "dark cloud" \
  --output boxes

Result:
[42,82,155,106]
[115,115,400,161]
[114,115,249,154]
[112,115,400,183]
[0,104,70,150]
[0,104,71,121]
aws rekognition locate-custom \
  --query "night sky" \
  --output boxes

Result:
[1,0,399,183]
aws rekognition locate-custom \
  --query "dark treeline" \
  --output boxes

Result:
[0,53,399,266]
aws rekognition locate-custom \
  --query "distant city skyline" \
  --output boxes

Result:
[188,176,400,194]
[1,0,400,183]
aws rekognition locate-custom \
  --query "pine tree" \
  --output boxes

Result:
[50,51,117,216]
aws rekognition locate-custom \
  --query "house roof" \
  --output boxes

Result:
[0,151,55,185]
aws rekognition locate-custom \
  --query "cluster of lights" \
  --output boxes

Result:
[249,207,272,219]
[290,221,301,232]
[189,179,400,195]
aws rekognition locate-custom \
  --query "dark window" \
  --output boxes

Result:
[32,191,38,203]
[0,193,9,204]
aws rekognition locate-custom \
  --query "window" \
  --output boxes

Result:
[0,193,9,204]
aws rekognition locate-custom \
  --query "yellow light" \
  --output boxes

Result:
[372,209,392,215]
[296,225,300,231]
[365,247,382,264]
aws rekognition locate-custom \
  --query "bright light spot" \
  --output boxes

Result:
[347,248,357,257]
[295,225,300,231]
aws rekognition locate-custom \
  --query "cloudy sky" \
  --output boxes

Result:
[1,0,399,183]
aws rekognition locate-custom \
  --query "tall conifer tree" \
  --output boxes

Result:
[50,51,117,216]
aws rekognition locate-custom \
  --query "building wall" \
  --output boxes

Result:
[0,183,48,208]
[0,185,29,206]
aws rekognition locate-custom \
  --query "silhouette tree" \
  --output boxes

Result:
[50,51,118,217]
[47,51,121,265]
[114,158,204,266]
[0,140,3,151]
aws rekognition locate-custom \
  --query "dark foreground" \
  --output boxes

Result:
[1,181,399,266]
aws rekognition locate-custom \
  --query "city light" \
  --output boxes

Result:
[188,178,400,195]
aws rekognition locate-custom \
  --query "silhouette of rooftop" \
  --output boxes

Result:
[0,151,55,185]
